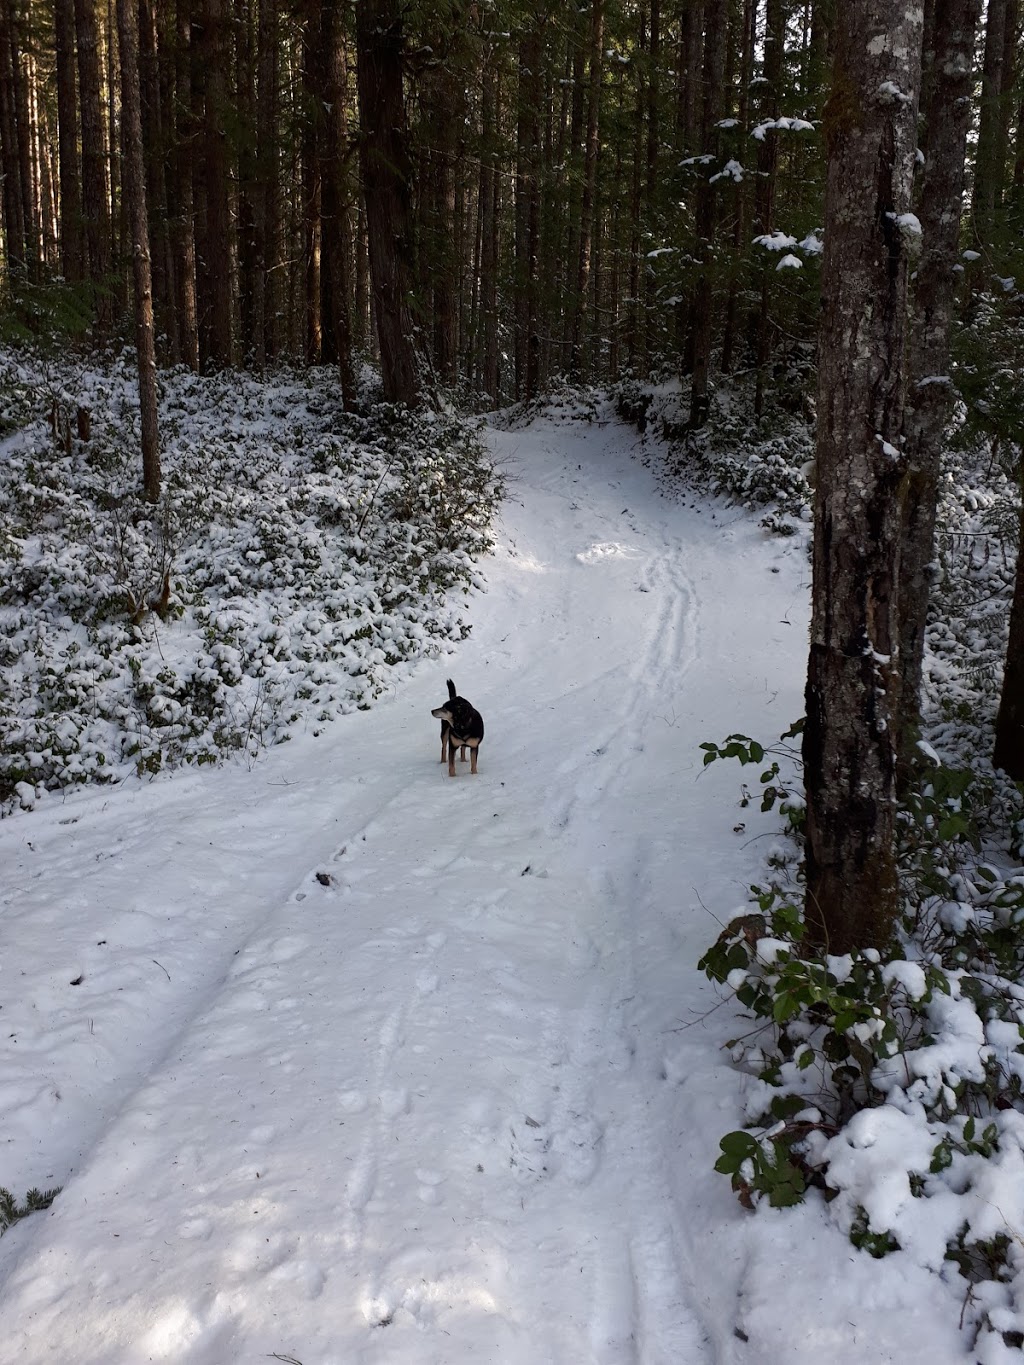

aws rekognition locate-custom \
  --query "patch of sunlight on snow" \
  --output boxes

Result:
[362,1273,501,1328]
[575,542,643,564]
[139,1300,208,1356]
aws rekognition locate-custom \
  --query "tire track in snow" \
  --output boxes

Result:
[548,519,699,840]
[575,859,712,1365]
[0,414,755,1363]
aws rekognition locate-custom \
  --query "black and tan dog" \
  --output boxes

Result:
[431,679,484,777]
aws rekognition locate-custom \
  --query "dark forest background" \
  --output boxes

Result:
[0,0,1017,414]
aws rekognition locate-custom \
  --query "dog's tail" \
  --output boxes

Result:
[446,678,457,699]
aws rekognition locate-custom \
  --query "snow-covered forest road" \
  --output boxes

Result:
[0,412,962,1363]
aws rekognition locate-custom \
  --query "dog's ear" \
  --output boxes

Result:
[446,679,456,699]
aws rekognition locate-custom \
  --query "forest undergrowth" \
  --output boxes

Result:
[0,351,501,811]
[615,371,1024,1358]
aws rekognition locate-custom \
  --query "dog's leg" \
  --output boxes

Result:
[459,743,468,762]
[448,746,458,778]
[440,724,449,764]
[469,740,479,775]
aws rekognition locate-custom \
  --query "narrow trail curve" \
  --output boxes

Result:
[0,408,808,1364]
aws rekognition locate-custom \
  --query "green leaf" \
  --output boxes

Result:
[773,992,801,1024]
[938,814,969,841]
[718,1130,760,1159]
[929,1139,953,1174]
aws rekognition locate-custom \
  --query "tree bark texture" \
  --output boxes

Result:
[301,0,324,364]
[569,0,604,379]
[994,467,1024,779]
[895,0,981,788]
[803,1,923,953]
[254,0,279,367]
[74,0,111,328]
[0,0,26,274]
[116,0,160,501]
[969,0,1008,262]
[514,21,542,400]
[322,0,356,408]
[199,0,233,368]
[355,0,421,407]
[687,2,727,429]
[9,0,37,277]
[54,0,83,281]
[478,59,500,404]
[172,0,199,369]
[139,0,175,355]
[753,0,785,419]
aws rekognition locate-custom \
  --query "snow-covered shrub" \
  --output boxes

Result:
[701,756,1024,1350]
[0,353,502,810]
[0,1184,61,1234]
[610,372,815,534]
[494,377,603,430]
[694,395,1024,1348]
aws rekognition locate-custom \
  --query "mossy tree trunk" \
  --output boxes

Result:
[803,1,924,953]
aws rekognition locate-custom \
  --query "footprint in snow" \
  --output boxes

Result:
[379,1087,410,1118]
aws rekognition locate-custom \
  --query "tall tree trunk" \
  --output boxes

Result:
[116,0,159,501]
[625,3,646,371]
[514,20,543,399]
[199,0,233,367]
[75,0,111,329]
[676,0,704,151]
[969,0,1008,268]
[560,13,586,370]
[107,0,126,314]
[171,0,199,369]
[0,0,26,275]
[721,0,756,375]
[418,3,467,388]
[753,0,785,419]
[687,2,727,429]
[355,0,421,406]
[301,0,323,364]
[254,0,279,367]
[895,0,981,788]
[803,1,924,953]
[9,0,37,278]
[234,0,257,365]
[35,81,59,269]
[322,0,356,407]
[569,0,604,378]
[994,462,1024,778]
[478,57,500,405]
[641,0,660,361]
[54,0,83,281]
[139,0,175,356]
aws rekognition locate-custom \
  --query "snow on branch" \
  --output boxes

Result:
[753,231,798,251]
[750,115,815,141]
[710,159,747,184]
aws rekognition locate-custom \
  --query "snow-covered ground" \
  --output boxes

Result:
[0,410,973,1362]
